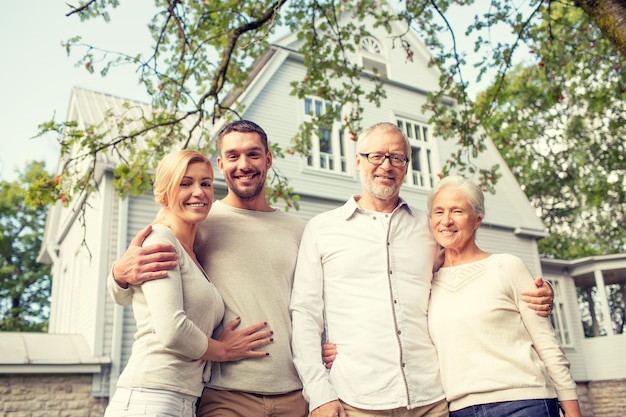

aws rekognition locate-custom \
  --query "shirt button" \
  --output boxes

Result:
[397,330,402,335]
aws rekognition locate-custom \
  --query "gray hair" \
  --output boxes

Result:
[427,175,485,218]
[356,122,410,156]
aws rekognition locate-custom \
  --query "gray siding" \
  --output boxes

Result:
[118,194,161,368]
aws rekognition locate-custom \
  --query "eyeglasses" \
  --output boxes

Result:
[359,153,409,168]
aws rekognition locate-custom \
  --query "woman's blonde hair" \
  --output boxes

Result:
[153,149,213,223]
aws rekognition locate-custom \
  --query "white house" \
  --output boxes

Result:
[2,5,624,416]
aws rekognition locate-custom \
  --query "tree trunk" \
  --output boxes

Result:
[575,0,626,58]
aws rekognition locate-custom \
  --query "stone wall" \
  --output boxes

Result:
[0,374,107,417]
[2,374,625,417]
[576,382,594,417]
[583,379,626,417]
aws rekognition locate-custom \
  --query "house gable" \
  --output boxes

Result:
[223,10,544,238]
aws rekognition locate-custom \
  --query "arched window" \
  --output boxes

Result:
[359,36,387,77]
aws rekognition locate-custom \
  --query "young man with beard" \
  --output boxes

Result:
[108,120,308,417]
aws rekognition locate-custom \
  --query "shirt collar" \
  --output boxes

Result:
[340,195,413,220]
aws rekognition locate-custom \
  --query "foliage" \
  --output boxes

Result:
[0,162,52,331]
[479,4,626,258]
[27,0,626,258]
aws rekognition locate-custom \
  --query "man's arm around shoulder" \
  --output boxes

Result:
[108,225,178,305]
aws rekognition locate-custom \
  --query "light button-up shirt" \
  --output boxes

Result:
[290,196,444,412]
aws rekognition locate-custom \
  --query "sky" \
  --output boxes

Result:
[0,1,153,181]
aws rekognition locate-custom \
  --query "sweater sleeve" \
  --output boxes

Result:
[107,271,133,306]
[507,255,578,401]
[139,226,209,360]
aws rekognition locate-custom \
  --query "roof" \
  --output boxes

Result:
[541,253,626,287]
[0,332,110,374]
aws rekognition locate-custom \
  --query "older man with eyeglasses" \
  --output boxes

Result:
[290,122,447,417]
[290,122,553,417]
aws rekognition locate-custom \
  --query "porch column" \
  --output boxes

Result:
[594,268,614,337]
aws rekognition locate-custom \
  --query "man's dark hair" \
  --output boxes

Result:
[217,120,269,153]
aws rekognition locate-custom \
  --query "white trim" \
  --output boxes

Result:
[94,173,113,357]
[302,97,351,174]
[396,116,438,189]
[594,269,614,337]
[0,364,104,374]
[109,195,129,398]
[550,278,574,347]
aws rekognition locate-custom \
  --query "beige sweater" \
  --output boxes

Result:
[428,253,577,412]
[194,201,306,394]
[113,224,224,397]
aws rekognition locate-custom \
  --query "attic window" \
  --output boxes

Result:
[359,37,387,77]
[360,37,382,54]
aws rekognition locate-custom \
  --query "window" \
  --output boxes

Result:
[303,98,348,173]
[359,36,387,77]
[360,37,382,54]
[551,279,573,346]
[396,117,436,188]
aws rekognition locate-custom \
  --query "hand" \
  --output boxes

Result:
[322,342,337,369]
[521,276,554,317]
[216,318,274,361]
[311,400,346,417]
[559,400,582,417]
[112,225,178,288]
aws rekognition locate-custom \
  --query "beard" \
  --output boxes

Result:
[225,175,266,200]
[361,172,401,200]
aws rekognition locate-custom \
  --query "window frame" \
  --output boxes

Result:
[550,278,575,347]
[396,116,437,189]
[303,97,350,175]
[359,36,388,77]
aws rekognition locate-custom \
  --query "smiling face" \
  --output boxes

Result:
[168,161,214,225]
[430,186,483,252]
[217,130,272,209]
[356,126,409,208]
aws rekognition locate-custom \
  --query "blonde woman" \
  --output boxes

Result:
[105,150,272,417]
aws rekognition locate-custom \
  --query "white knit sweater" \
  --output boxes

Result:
[428,253,578,412]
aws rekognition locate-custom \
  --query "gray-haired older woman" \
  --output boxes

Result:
[427,175,581,417]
